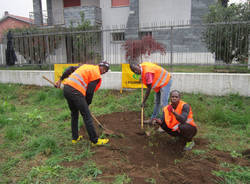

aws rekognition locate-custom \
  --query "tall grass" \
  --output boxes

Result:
[23,136,59,159]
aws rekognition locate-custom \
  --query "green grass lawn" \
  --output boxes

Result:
[0,83,249,183]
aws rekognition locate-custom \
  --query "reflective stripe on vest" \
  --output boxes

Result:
[141,62,170,92]
[164,100,196,131]
[152,68,168,89]
[67,77,87,91]
[63,64,101,96]
[186,118,193,123]
[73,73,87,87]
[172,124,179,131]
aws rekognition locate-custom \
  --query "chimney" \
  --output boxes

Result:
[4,11,9,16]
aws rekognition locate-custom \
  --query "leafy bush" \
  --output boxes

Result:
[123,35,166,63]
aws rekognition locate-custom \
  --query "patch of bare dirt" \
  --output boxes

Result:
[74,111,249,184]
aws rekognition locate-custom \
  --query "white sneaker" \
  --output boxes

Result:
[157,126,165,133]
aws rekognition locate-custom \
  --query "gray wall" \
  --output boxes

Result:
[64,6,101,27]
[0,70,249,96]
[81,0,100,7]
[139,0,191,27]
[101,0,129,28]
[51,0,64,25]
[125,0,139,39]
[154,26,208,53]
[33,0,43,25]
[191,0,217,24]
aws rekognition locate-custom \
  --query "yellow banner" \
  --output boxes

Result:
[121,64,146,88]
[54,64,79,82]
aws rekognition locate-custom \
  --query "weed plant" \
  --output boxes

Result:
[113,174,131,184]
[213,163,250,184]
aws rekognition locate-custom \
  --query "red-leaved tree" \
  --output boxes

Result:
[123,35,166,63]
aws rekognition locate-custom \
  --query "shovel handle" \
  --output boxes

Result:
[42,76,56,87]
[91,113,105,129]
[91,113,114,134]
[141,82,144,129]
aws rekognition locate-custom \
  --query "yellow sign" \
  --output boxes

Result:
[54,64,79,82]
[121,64,146,89]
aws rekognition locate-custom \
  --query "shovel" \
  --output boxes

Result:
[91,113,114,135]
[42,76,57,87]
[42,75,115,135]
[136,81,151,136]
[136,81,150,136]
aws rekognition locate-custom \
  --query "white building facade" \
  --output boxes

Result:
[31,0,217,64]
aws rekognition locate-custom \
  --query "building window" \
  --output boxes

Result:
[64,0,80,8]
[112,32,125,41]
[139,31,152,39]
[112,0,129,7]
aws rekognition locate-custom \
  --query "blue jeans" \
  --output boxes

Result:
[151,78,172,119]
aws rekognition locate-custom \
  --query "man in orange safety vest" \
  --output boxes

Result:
[130,62,172,131]
[154,90,197,151]
[55,61,110,146]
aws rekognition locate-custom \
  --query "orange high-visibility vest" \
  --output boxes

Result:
[141,62,171,92]
[63,64,102,96]
[164,100,196,131]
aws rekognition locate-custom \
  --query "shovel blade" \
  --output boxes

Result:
[103,129,115,135]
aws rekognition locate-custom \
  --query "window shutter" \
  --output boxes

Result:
[63,0,81,8]
[112,0,129,7]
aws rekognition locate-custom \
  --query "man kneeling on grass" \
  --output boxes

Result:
[153,90,197,151]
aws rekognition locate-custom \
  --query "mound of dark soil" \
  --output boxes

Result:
[77,111,249,184]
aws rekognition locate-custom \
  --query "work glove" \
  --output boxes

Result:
[167,105,173,113]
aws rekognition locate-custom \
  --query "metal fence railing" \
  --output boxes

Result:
[0,21,249,69]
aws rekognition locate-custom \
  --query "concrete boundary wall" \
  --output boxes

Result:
[0,70,249,96]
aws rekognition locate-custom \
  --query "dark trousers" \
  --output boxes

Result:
[161,122,197,142]
[63,85,98,143]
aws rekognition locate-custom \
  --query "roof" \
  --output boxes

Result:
[0,13,34,24]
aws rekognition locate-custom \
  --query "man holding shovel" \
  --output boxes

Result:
[153,90,197,151]
[55,62,110,146]
[130,62,172,131]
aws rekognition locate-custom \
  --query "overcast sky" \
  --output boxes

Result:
[0,0,248,18]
